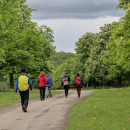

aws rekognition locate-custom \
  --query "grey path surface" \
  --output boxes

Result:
[0,90,93,130]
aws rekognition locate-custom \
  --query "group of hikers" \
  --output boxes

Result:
[14,68,83,113]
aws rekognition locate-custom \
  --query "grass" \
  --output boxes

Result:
[67,87,130,130]
[0,90,63,108]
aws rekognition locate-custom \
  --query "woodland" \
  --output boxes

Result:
[0,0,130,89]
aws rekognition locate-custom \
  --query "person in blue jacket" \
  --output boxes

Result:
[46,73,53,98]
[15,68,33,112]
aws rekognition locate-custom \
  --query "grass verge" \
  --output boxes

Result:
[67,87,130,130]
[0,90,63,108]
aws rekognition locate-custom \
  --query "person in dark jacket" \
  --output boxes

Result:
[15,68,33,113]
[46,73,53,98]
[74,73,83,98]
[62,73,70,98]
[37,71,49,101]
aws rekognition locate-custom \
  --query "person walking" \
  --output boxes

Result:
[37,71,49,101]
[74,73,83,98]
[15,68,33,113]
[46,73,53,98]
[62,73,70,98]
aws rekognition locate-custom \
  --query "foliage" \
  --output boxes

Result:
[52,53,75,68]
[0,0,55,87]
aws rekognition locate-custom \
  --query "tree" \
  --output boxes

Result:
[0,0,55,88]
[103,1,130,87]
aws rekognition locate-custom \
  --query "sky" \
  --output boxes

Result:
[26,0,125,53]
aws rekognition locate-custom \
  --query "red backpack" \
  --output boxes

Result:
[76,76,82,85]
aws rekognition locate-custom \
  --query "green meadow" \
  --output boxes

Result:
[67,87,130,130]
[0,90,62,108]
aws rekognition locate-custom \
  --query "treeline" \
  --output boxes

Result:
[52,53,75,68]
[0,0,55,88]
[52,0,130,89]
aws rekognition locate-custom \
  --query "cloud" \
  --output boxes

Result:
[32,17,120,53]
[26,0,125,19]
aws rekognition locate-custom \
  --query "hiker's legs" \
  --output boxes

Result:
[46,87,48,96]
[48,87,52,97]
[66,86,69,96]
[42,87,45,99]
[77,87,81,97]
[19,91,24,107]
[65,86,69,96]
[64,87,67,96]
[78,87,81,95]
[23,89,29,108]
[39,87,43,98]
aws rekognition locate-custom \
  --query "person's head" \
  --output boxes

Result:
[21,68,26,73]
[77,73,79,76]
[40,71,44,75]
[47,72,49,75]
[65,72,68,76]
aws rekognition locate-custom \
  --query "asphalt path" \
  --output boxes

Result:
[0,90,93,130]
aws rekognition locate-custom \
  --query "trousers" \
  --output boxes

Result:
[46,87,52,97]
[19,89,29,108]
[39,87,45,99]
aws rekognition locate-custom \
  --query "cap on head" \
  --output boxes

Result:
[21,68,26,73]
[77,73,79,76]
[65,72,68,76]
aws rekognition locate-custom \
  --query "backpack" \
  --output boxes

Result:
[62,77,69,86]
[46,76,51,84]
[76,76,82,86]
[18,75,29,91]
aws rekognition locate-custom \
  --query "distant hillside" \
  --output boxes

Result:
[52,53,75,68]
[57,51,74,54]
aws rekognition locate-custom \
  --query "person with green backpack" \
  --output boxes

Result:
[46,73,53,98]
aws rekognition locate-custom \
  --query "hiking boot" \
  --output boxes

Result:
[78,95,80,98]
[47,96,48,98]
[40,96,42,101]
[50,95,52,98]
[23,106,27,113]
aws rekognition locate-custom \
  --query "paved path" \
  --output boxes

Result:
[0,91,93,130]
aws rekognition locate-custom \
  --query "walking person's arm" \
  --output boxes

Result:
[50,77,53,87]
[37,76,39,83]
[14,77,19,94]
[27,75,33,91]
[45,76,49,83]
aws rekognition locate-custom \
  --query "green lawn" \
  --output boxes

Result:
[67,87,130,130]
[0,90,63,108]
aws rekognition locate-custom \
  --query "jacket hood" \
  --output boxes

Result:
[46,74,50,76]
[40,74,44,77]
[21,72,26,75]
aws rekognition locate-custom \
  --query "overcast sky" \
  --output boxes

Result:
[26,0,125,53]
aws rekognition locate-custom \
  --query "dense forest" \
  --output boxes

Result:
[0,0,130,90]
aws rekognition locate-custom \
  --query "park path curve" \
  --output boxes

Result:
[0,90,93,130]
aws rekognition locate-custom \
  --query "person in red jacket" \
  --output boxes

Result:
[37,71,49,101]
[74,73,83,98]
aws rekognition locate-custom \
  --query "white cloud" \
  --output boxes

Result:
[32,16,120,53]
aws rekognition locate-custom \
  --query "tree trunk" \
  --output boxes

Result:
[117,77,122,88]
[10,73,14,89]
[103,82,104,89]
[87,82,88,87]
[91,81,96,89]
